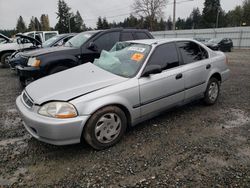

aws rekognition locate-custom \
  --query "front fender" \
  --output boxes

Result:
[39,54,79,70]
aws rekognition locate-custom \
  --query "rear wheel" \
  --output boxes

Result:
[203,77,220,105]
[49,66,69,75]
[83,106,127,150]
[0,52,12,68]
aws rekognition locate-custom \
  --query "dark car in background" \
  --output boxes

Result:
[16,28,154,86]
[204,38,233,52]
[8,33,76,70]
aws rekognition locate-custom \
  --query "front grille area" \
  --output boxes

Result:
[22,92,33,108]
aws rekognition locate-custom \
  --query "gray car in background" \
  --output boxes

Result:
[16,39,230,150]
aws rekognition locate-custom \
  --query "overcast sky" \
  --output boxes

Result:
[0,0,243,30]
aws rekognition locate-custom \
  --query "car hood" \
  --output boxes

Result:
[0,33,11,42]
[25,63,128,105]
[23,46,77,57]
[16,34,42,46]
[0,42,19,51]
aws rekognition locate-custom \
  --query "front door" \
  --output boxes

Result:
[138,43,185,116]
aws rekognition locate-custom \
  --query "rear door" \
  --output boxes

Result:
[176,41,210,100]
[138,42,185,116]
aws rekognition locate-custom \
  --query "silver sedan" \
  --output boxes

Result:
[16,39,230,149]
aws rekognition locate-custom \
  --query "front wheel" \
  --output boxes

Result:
[0,52,12,68]
[203,77,220,105]
[83,106,127,150]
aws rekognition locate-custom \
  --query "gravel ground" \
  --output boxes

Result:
[0,50,250,187]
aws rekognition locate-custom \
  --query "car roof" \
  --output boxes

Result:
[127,38,197,45]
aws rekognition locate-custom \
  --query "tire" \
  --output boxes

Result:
[0,52,12,68]
[203,77,220,105]
[49,66,69,75]
[83,106,127,150]
[19,76,26,88]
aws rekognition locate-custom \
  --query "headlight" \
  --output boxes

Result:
[38,102,78,118]
[27,57,41,67]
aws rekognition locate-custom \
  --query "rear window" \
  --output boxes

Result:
[177,41,208,64]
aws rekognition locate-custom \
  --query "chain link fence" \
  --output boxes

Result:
[151,27,250,49]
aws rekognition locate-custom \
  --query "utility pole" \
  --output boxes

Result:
[216,9,220,28]
[68,16,74,33]
[173,0,176,30]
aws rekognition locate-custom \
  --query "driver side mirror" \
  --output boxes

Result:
[87,42,98,51]
[141,65,162,77]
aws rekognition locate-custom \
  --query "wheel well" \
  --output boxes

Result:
[113,104,132,128]
[90,104,132,128]
[210,73,221,82]
[46,60,76,73]
[0,50,15,59]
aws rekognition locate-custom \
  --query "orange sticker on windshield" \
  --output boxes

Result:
[131,53,144,62]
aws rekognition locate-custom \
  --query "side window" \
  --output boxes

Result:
[121,32,134,41]
[63,36,73,44]
[135,32,150,40]
[27,33,34,38]
[199,46,209,59]
[147,43,179,70]
[177,41,205,64]
[94,32,120,51]
[45,33,57,41]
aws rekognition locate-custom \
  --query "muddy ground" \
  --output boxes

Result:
[0,50,250,187]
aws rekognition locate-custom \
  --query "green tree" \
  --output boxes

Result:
[28,16,36,31]
[175,17,186,30]
[227,6,243,27]
[40,14,50,31]
[55,0,71,33]
[96,16,103,29]
[166,16,173,30]
[34,17,41,31]
[102,17,110,29]
[190,8,202,29]
[243,0,250,25]
[73,11,87,32]
[202,0,221,28]
[16,16,27,33]
[158,18,166,31]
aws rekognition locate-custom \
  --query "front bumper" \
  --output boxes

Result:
[16,96,90,145]
[16,65,42,79]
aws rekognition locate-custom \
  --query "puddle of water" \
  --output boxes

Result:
[222,109,250,128]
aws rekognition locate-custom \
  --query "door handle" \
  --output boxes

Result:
[206,64,211,69]
[176,73,183,80]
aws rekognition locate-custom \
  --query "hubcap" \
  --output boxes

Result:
[95,113,121,144]
[208,82,219,102]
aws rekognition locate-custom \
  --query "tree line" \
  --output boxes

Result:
[1,0,250,37]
